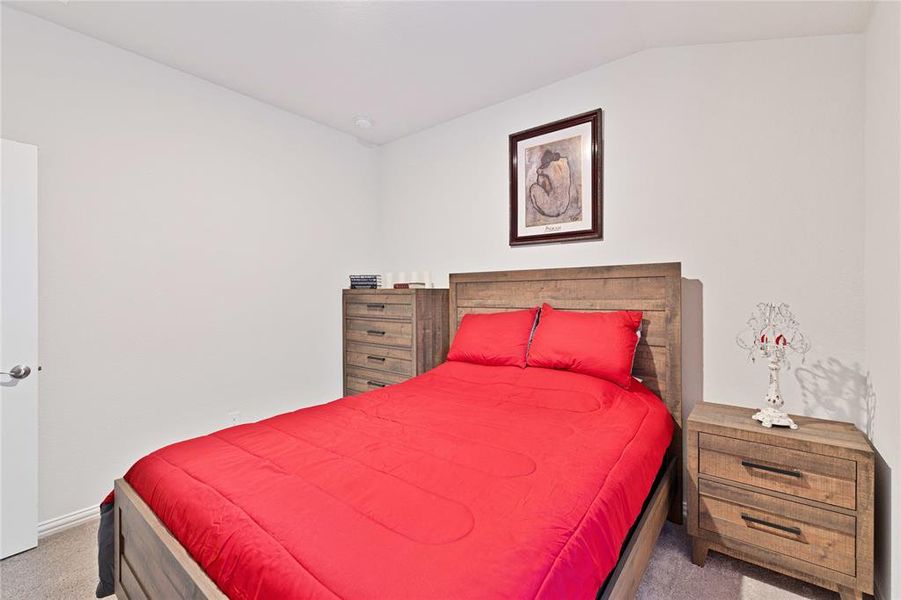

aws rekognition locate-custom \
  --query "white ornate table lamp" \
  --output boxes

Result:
[736,303,810,430]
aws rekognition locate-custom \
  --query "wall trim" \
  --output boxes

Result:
[38,505,99,539]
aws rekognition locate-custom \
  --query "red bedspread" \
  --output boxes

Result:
[125,362,673,600]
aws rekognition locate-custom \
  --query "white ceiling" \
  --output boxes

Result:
[7,1,872,144]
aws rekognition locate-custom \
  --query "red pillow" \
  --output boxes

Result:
[447,308,539,368]
[527,304,642,388]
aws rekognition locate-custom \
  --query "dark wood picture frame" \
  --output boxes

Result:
[509,109,603,246]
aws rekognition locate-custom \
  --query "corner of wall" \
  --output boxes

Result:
[863,1,901,597]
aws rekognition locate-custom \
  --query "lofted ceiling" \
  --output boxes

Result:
[6,1,872,144]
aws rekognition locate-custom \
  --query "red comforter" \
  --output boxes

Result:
[125,362,673,599]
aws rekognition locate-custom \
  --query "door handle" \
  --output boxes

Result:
[1,365,31,380]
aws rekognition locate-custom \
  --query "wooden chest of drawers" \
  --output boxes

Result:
[687,403,874,600]
[342,288,449,396]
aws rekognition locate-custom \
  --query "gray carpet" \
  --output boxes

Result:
[0,520,838,599]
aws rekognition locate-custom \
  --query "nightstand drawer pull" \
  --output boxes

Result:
[366,380,387,388]
[366,303,386,310]
[741,460,801,478]
[740,513,801,536]
[366,356,386,362]
[366,330,386,336]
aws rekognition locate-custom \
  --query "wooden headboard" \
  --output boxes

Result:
[448,263,682,429]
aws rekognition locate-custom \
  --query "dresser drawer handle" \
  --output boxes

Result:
[741,460,801,478]
[366,356,386,362]
[740,513,801,536]
[366,330,386,336]
[366,303,386,310]
[366,380,387,388]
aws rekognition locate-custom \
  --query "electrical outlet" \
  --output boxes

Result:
[228,411,241,426]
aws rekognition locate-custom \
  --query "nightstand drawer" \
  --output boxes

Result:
[698,479,856,576]
[345,318,413,347]
[344,300,413,320]
[699,433,856,509]
[345,342,413,376]
[345,366,407,394]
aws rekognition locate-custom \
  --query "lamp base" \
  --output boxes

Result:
[752,406,799,430]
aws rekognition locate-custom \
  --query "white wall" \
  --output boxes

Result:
[864,2,901,598]
[1,8,381,523]
[378,34,866,427]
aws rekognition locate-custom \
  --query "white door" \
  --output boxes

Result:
[0,139,39,559]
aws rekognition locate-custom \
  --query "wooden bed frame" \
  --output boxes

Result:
[114,262,682,600]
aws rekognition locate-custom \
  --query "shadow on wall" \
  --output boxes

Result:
[681,278,703,421]
[794,358,874,436]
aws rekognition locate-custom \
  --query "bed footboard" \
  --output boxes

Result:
[114,459,675,600]
[113,479,226,600]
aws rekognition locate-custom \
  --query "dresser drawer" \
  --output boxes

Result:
[345,342,413,376]
[345,366,407,394]
[699,433,856,510]
[345,318,412,347]
[698,479,856,576]
[344,292,412,306]
[344,300,413,320]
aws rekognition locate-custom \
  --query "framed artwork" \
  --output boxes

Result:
[509,109,603,246]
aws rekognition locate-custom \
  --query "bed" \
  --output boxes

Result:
[111,262,683,600]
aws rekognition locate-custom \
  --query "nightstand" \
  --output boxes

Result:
[686,402,874,600]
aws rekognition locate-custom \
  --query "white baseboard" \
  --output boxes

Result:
[38,505,100,539]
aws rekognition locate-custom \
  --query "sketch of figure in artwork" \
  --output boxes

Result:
[524,135,583,227]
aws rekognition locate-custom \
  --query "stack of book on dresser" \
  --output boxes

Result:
[349,274,382,289]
